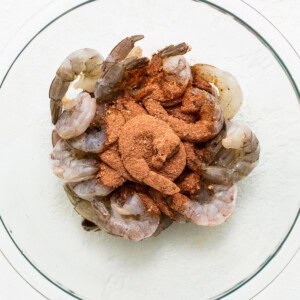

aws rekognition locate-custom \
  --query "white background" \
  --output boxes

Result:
[0,0,299,299]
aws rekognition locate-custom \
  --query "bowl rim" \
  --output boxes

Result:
[0,0,299,299]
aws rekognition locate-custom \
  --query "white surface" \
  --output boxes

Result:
[0,0,299,299]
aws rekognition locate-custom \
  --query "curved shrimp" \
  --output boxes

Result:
[51,140,99,183]
[92,192,160,241]
[134,43,192,102]
[118,115,185,195]
[95,35,149,103]
[70,178,113,201]
[170,184,237,226]
[192,64,243,119]
[49,48,103,124]
[55,92,96,139]
[143,87,224,143]
[202,121,260,184]
[67,127,106,153]
[102,35,144,73]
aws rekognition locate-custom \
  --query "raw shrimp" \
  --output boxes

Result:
[64,184,100,228]
[161,54,192,93]
[192,64,243,119]
[70,178,113,201]
[143,87,224,142]
[49,48,103,124]
[102,35,144,72]
[118,115,184,195]
[202,121,260,184]
[170,184,237,226]
[55,92,96,139]
[67,127,106,153]
[51,140,98,183]
[95,56,149,103]
[92,192,160,241]
[95,35,148,103]
[134,43,192,102]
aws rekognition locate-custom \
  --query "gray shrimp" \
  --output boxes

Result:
[133,42,192,102]
[170,184,237,226]
[160,43,192,87]
[94,35,149,103]
[55,92,97,139]
[92,192,160,241]
[202,121,260,184]
[69,178,113,201]
[51,140,98,183]
[49,48,103,124]
[67,127,106,153]
[192,64,243,119]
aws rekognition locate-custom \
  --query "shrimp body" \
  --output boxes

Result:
[92,193,160,241]
[118,115,185,195]
[134,43,192,102]
[70,178,113,201]
[51,140,98,183]
[95,35,148,103]
[202,121,260,184]
[192,64,243,119]
[49,48,103,124]
[55,92,96,139]
[144,87,224,143]
[162,55,192,91]
[67,127,106,153]
[170,184,237,226]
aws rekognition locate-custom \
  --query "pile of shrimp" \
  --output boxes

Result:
[50,35,260,241]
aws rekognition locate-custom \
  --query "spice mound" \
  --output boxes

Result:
[50,35,260,241]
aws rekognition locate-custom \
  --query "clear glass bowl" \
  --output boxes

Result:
[0,0,299,299]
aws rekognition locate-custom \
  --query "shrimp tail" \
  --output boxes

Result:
[159,42,191,57]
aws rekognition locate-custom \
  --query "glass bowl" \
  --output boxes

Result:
[0,0,299,299]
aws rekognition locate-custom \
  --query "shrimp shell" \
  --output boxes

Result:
[192,64,243,119]
[55,92,96,139]
[49,48,103,124]
[70,178,113,201]
[202,121,260,184]
[170,184,237,226]
[92,192,160,241]
[51,140,99,183]
[67,127,106,153]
